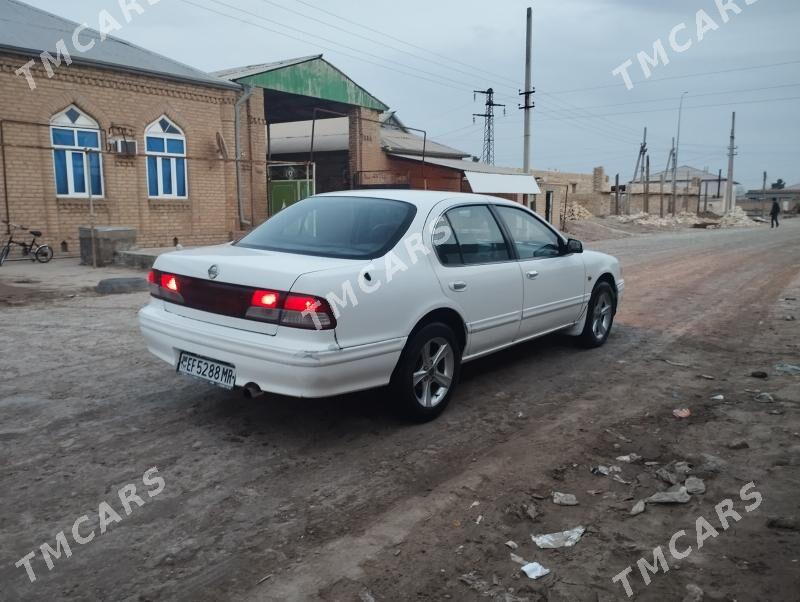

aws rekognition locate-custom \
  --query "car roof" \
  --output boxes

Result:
[316,189,523,211]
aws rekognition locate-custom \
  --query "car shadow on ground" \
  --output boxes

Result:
[177,328,616,440]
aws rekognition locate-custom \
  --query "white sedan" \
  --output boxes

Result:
[139,190,623,421]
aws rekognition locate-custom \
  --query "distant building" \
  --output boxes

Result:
[647,166,736,214]
[740,183,800,216]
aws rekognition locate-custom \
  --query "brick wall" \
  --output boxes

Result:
[0,53,265,250]
[534,167,609,195]
[348,106,393,186]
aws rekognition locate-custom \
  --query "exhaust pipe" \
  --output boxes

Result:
[242,382,263,399]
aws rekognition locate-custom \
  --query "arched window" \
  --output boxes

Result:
[50,105,103,197]
[145,117,187,199]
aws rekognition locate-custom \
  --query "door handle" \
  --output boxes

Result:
[526,270,540,280]
[449,281,467,291]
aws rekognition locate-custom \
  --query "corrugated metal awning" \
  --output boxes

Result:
[464,171,540,194]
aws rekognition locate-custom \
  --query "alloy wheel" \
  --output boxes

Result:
[412,337,454,408]
[592,291,613,340]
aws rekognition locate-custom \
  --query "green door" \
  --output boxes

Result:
[268,163,315,215]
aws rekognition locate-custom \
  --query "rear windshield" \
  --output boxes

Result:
[236,196,417,259]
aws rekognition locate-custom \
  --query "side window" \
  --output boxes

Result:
[495,206,562,259]
[432,215,462,265]
[441,205,510,265]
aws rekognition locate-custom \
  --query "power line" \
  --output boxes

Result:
[201,0,494,92]
[186,0,645,152]
[544,59,800,95]
[290,0,643,141]
[255,0,522,91]
[293,0,521,88]
[290,0,643,146]
[538,93,644,137]
[538,82,800,113]
[178,0,484,95]
[535,94,800,121]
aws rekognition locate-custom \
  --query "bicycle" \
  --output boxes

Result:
[0,220,54,266]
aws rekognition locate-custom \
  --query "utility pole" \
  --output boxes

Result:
[628,127,647,214]
[683,180,690,214]
[644,154,650,214]
[659,173,665,218]
[672,92,688,214]
[665,138,676,216]
[519,7,534,205]
[724,111,737,214]
[761,170,767,218]
[696,178,708,215]
[474,88,505,165]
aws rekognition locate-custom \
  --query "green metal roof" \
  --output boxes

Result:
[214,55,388,112]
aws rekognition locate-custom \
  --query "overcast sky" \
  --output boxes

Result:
[27,0,800,189]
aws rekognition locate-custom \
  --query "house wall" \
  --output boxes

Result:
[382,157,464,192]
[740,191,800,215]
[534,167,609,195]
[531,167,610,219]
[0,53,265,250]
[620,180,726,215]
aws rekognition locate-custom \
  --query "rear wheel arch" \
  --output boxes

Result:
[408,307,467,353]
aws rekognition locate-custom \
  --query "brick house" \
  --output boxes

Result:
[1,0,600,256]
[0,0,266,251]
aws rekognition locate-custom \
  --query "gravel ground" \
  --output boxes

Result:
[1,222,798,601]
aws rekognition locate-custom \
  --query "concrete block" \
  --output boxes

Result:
[96,277,148,295]
[79,226,137,267]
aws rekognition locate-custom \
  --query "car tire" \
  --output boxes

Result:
[392,322,461,422]
[579,281,616,348]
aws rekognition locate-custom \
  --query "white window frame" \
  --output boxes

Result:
[145,117,188,200]
[50,105,104,199]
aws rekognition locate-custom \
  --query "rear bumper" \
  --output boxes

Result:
[138,302,405,398]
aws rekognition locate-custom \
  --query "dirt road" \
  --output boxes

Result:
[1,222,799,601]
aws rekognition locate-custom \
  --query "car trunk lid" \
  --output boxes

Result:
[153,244,355,335]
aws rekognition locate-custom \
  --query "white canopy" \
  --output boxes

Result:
[464,171,541,195]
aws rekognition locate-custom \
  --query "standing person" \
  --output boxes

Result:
[770,199,781,228]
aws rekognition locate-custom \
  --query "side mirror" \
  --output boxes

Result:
[566,238,583,254]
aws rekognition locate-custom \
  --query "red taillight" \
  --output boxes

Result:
[161,274,179,292]
[251,290,279,309]
[149,269,183,302]
[246,291,334,330]
[281,294,334,330]
[284,294,319,312]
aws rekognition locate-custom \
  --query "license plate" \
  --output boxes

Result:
[177,352,236,390]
